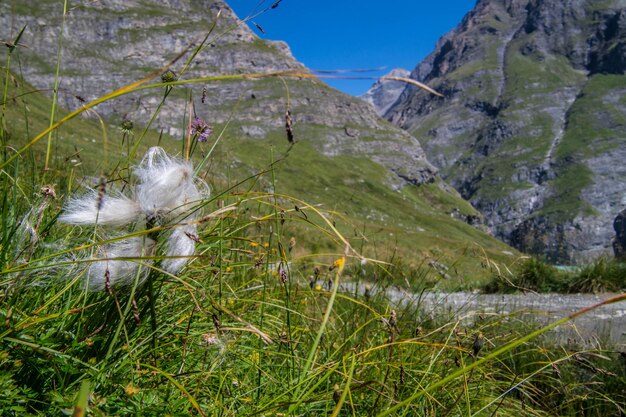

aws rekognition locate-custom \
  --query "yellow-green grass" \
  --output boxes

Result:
[2,71,518,290]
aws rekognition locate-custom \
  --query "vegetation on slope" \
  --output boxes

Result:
[485,256,626,293]
[0,67,518,290]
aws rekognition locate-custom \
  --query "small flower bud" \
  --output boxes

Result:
[40,184,56,199]
[161,70,178,83]
[121,118,134,134]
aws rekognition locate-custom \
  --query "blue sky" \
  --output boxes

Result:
[227,0,477,96]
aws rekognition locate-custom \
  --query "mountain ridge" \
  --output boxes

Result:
[0,0,440,188]
[383,0,626,263]
[361,68,410,116]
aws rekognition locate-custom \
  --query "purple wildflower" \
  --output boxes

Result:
[190,117,212,142]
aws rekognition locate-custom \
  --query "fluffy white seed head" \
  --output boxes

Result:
[59,190,142,227]
[161,224,197,274]
[85,237,156,291]
[59,147,206,290]
[135,147,201,221]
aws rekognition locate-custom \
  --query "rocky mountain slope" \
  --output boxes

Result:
[1,0,437,187]
[361,68,410,116]
[0,0,518,275]
[384,0,626,263]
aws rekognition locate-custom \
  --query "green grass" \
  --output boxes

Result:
[555,74,626,158]
[0,66,521,290]
[585,0,625,12]
[2,232,624,415]
[484,256,626,293]
[504,43,585,101]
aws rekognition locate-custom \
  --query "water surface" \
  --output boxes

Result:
[341,283,626,347]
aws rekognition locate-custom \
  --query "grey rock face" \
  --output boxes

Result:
[613,209,626,259]
[9,1,302,116]
[0,0,437,187]
[361,68,410,116]
[385,0,626,263]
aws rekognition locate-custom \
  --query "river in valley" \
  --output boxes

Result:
[340,283,626,347]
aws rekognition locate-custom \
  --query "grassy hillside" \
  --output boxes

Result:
[1,68,518,290]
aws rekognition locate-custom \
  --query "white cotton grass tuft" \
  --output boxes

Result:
[161,224,198,274]
[85,237,156,291]
[135,147,201,221]
[60,146,206,291]
[59,190,142,227]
